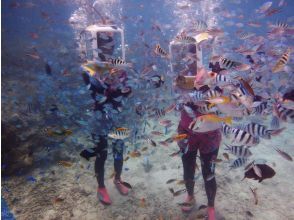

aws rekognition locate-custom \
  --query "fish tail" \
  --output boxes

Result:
[268,127,286,136]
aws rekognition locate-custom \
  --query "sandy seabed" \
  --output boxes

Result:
[2,119,294,220]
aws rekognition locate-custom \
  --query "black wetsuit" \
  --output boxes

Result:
[81,34,131,188]
[182,148,218,207]
[94,136,125,188]
[177,55,220,207]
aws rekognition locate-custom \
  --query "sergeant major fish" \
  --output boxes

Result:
[230,128,259,146]
[108,129,131,140]
[224,144,252,158]
[154,44,170,59]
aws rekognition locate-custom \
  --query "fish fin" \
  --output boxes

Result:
[225,117,232,125]
[268,127,286,136]
[251,101,262,108]
[224,144,230,151]
[188,120,196,130]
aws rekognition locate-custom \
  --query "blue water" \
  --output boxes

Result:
[2,0,294,219]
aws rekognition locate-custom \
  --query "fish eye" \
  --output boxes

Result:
[209,72,216,77]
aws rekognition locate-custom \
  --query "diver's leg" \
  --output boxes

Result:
[180,149,197,212]
[112,141,129,195]
[182,150,197,196]
[95,147,108,188]
[95,145,111,205]
[200,148,219,220]
[112,143,124,180]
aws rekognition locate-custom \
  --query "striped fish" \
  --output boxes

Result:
[215,74,234,85]
[193,20,208,32]
[225,144,252,158]
[272,48,291,73]
[230,158,248,169]
[274,103,294,123]
[252,102,268,115]
[149,108,166,118]
[109,58,132,68]
[243,123,271,139]
[230,128,259,146]
[154,44,169,58]
[221,123,232,136]
[197,104,217,114]
[273,21,288,29]
[188,91,205,102]
[220,57,240,69]
[205,89,222,99]
[108,129,131,140]
[175,35,196,44]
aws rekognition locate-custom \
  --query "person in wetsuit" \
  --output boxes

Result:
[175,44,221,220]
[177,100,221,219]
[80,29,132,205]
[90,135,129,205]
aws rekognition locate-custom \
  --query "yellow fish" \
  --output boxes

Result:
[82,61,111,77]
[206,96,231,108]
[195,32,210,43]
[197,114,232,124]
[272,48,291,73]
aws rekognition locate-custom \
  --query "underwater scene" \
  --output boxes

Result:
[1,0,294,219]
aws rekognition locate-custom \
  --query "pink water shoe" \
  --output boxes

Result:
[207,206,216,220]
[114,179,129,195]
[97,187,112,205]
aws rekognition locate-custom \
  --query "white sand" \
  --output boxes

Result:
[2,120,294,220]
